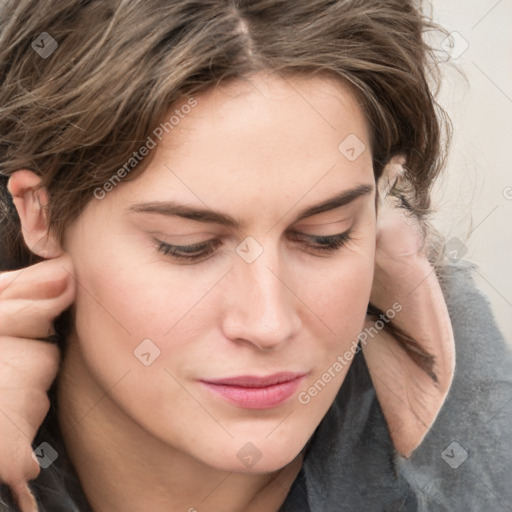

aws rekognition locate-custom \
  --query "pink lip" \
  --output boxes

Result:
[200,372,307,409]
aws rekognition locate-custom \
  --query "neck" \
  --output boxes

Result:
[57,340,303,512]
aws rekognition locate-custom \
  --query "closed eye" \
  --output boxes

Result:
[155,229,353,263]
[287,230,353,256]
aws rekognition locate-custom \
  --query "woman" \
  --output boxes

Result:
[0,1,511,511]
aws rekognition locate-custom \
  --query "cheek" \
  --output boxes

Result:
[300,234,376,344]
[64,223,163,377]
[68,232,223,375]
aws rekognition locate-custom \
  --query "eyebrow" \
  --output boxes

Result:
[128,183,374,230]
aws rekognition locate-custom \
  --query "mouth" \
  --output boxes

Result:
[199,372,307,410]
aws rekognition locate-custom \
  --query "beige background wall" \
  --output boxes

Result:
[428,0,512,342]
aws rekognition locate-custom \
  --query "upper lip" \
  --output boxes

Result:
[201,372,307,388]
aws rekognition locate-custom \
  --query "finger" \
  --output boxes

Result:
[0,383,54,490]
[0,389,52,449]
[0,427,41,484]
[0,410,42,481]
[0,389,52,492]
[0,253,74,301]
[0,336,60,390]
[0,292,74,339]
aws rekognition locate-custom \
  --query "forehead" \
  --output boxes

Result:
[116,72,373,217]
[165,71,369,152]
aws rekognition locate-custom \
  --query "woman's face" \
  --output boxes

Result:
[62,72,377,473]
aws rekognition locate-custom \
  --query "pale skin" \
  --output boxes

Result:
[1,71,455,511]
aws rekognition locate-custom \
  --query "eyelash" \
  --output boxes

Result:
[155,230,353,263]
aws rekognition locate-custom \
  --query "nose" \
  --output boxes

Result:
[221,250,302,351]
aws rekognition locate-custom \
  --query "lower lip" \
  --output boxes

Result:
[200,377,304,409]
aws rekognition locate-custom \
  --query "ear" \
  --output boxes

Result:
[376,154,406,208]
[7,170,62,258]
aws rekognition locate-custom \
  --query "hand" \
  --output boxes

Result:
[0,253,75,511]
[362,160,456,458]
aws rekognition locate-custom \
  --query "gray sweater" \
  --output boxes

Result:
[1,260,511,511]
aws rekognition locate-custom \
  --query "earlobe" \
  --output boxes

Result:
[7,170,62,259]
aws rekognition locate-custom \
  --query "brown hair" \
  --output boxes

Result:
[0,0,450,380]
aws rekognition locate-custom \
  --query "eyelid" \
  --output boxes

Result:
[287,216,353,235]
[155,238,221,263]
[288,228,352,244]
[155,237,214,252]
[149,230,219,242]
[295,216,352,227]
[154,227,354,265]
[154,227,351,249]
[290,217,353,237]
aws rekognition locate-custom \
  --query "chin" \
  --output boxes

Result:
[210,436,307,474]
